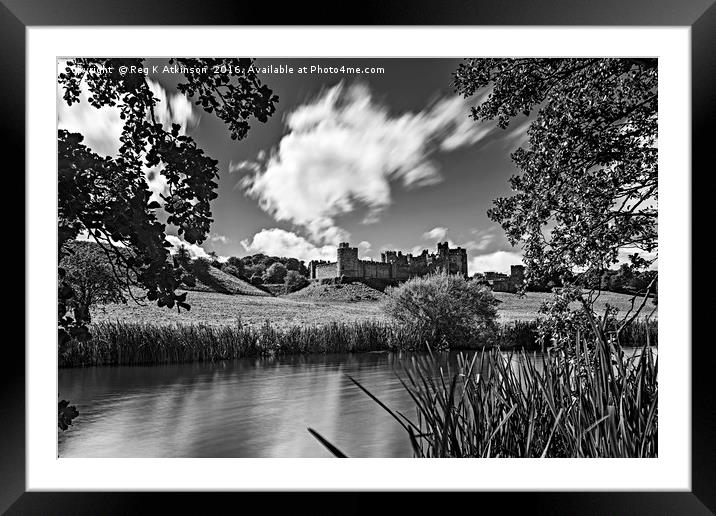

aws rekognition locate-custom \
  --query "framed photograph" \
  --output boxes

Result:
[5,0,713,513]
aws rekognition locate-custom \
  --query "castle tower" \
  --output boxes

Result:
[510,264,525,285]
[437,242,450,257]
[336,242,360,278]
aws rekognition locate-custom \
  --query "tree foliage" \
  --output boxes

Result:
[284,270,310,293]
[57,58,278,345]
[59,241,126,325]
[454,59,657,289]
[263,262,288,284]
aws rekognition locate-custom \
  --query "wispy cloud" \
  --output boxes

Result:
[422,227,449,242]
[210,233,230,245]
[57,63,197,201]
[469,250,523,274]
[165,235,214,260]
[235,82,490,244]
[241,228,338,262]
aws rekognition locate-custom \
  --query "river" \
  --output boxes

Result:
[58,351,445,458]
[58,348,651,458]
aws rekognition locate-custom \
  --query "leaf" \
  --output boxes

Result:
[307,428,349,458]
[58,400,79,431]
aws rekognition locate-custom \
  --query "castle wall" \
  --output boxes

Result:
[361,261,392,279]
[310,241,474,283]
[392,263,411,281]
[491,278,514,293]
[313,262,337,279]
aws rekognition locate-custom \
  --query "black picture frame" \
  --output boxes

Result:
[3,1,712,513]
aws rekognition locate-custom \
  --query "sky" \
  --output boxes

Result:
[58,58,536,274]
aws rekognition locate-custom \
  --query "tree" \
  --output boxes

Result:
[453,58,657,338]
[174,245,192,270]
[244,263,266,280]
[382,273,499,349]
[191,257,212,276]
[57,58,278,429]
[221,264,242,278]
[263,262,288,284]
[284,257,301,271]
[284,270,310,293]
[58,58,278,346]
[59,241,126,325]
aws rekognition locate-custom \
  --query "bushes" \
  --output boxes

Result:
[382,273,499,349]
[284,270,310,293]
[221,264,242,279]
[263,262,288,283]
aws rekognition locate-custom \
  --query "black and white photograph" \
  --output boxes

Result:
[56,57,659,459]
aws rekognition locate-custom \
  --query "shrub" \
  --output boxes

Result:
[221,264,242,278]
[381,273,499,349]
[263,262,288,283]
[284,270,310,293]
[191,257,212,275]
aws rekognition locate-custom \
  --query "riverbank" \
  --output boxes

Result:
[59,318,656,368]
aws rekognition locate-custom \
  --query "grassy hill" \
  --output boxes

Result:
[186,265,271,297]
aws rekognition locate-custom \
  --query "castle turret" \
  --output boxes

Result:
[437,242,450,257]
[337,242,360,278]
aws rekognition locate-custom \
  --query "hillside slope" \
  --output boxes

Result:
[187,266,271,296]
[288,281,382,302]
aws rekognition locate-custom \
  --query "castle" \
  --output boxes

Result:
[308,242,468,283]
[474,265,526,293]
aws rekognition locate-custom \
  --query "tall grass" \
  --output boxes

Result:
[59,320,420,367]
[314,335,658,458]
[59,318,657,368]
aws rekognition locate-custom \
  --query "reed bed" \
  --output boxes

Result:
[315,335,658,458]
[59,318,656,368]
[59,320,421,367]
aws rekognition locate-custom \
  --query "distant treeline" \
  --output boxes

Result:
[175,246,310,292]
[525,263,657,298]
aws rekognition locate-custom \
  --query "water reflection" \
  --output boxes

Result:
[58,348,651,458]
[58,352,429,458]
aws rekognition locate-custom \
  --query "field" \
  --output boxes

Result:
[91,287,656,327]
[92,289,387,327]
[493,291,657,323]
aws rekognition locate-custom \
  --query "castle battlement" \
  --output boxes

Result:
[308,242,468,282]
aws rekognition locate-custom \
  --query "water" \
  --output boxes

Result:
[57,348,652,458]
[58,352,436,458]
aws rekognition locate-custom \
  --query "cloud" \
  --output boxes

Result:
[240,228,340,262]
[57,74,123,157]
[501,119,531,150]
[357,240,373,260]
[422,227,449,242]
[210,233,230,245]
[57,64,197,201]
[165,235,212,260]
[237,82,490,244]
[75,230,125,247]
[469,251,524,274]
[462,227,513,254]
[617,248,658,270]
